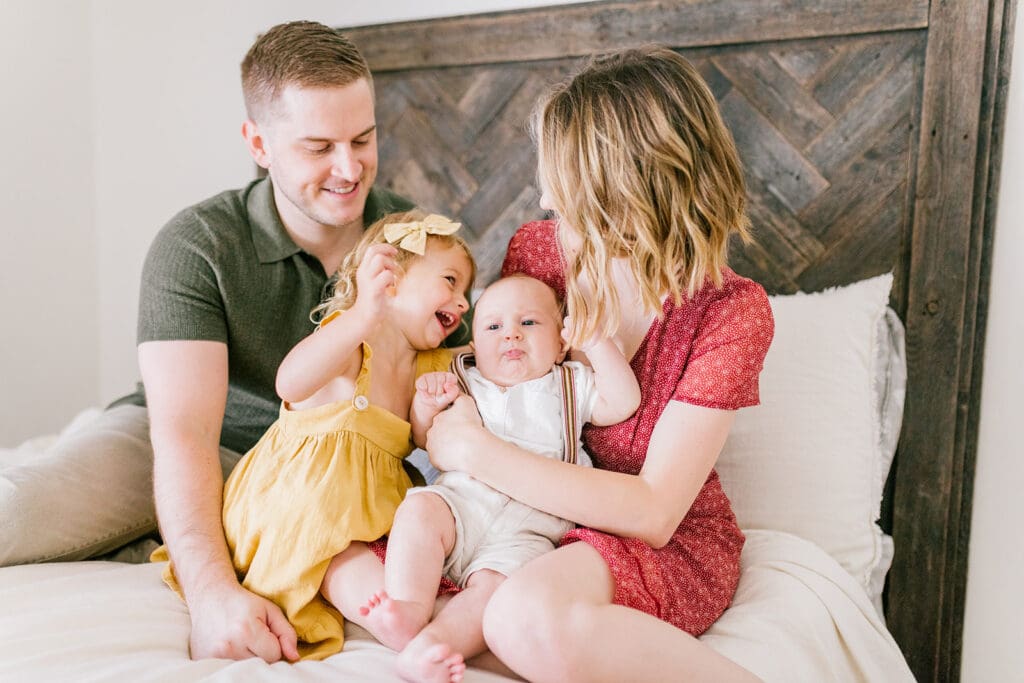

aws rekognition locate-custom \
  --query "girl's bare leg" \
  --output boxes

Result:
[397,569,504,683]
[482,543,763,683]
[320,541,385,631]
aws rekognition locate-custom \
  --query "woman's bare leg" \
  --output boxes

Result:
[482,543,762,683]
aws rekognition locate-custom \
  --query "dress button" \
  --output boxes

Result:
[353,395,370,411]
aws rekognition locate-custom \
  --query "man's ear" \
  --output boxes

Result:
[242,119,271,170]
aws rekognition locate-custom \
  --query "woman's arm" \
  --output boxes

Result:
[275,244,397,403]
[427,397,735,548]
[581,338,641,426]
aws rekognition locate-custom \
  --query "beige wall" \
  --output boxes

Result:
[0,0,590,445]
[0,2,97,443]
[0,1,1021,677]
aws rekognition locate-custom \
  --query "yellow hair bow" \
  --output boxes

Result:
[383,214,461,255]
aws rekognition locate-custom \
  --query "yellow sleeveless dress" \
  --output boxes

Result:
[153,327,450,661]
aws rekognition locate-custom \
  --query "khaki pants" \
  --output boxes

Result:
[0,404,242,566]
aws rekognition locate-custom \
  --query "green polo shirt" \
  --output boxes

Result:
[113,177,424,454]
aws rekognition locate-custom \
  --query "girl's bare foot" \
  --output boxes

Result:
[397,638,466,683]
[358,591,430,651]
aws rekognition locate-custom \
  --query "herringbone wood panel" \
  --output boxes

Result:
[374,33,925,294]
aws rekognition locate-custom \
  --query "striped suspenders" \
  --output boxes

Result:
[450,353,579,465]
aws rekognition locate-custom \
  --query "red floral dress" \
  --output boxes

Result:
[501,220,774,635]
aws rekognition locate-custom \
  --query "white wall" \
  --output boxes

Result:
[0,0,591,446]
[1,1,1022,676]
[961,5,1024,682]
[0,2,97,444]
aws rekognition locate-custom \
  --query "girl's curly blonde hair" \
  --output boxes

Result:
[311,209,476,323]
[533,45,751,346]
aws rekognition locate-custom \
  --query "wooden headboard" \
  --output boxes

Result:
[343,1,1016,679]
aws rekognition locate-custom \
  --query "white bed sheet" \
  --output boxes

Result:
[0,529,912,682]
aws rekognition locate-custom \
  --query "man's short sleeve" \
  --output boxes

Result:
[137,209,228,344]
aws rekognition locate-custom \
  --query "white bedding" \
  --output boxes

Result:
[0,275,915,680]
[0,529,912,682]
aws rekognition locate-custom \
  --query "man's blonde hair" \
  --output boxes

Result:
[533,45,750,345]
[312,210,476,322]
[241,20,372,123]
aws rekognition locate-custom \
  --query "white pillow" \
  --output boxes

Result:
[716,273,905,611]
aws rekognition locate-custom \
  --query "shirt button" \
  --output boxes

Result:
[353,395,369,411]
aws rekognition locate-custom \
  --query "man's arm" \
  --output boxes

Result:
[140,340,298,662]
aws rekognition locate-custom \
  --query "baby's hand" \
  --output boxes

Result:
[416,371,460,408]
[562,316,624,359]
[562,315,602,353]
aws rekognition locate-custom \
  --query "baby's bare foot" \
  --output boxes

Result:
[358,591,429,652]
[397,639,466,683]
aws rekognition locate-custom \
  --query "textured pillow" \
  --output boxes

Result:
[716,273,905,610]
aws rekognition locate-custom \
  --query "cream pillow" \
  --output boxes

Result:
[716,273,905,609]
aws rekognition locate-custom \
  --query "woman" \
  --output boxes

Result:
[426,46,774,682]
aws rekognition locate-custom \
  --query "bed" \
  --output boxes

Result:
[0,1,1014,681]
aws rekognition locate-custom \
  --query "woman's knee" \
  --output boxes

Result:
[483,552,613,678]
[485,582,599,681]
[483,572,569,663]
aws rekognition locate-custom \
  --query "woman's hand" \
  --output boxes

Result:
[425,394,489,472]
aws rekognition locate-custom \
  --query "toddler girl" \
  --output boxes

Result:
[154,210,475,660]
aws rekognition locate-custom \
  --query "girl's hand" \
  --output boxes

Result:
[415,371,460,408]
[351,243,400,321]
[425,394,488,472]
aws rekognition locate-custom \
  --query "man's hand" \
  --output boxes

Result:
[188,583,300,662]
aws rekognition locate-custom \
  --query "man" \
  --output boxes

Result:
[0,21,430,662]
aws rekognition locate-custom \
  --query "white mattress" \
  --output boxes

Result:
[0,529,913,682]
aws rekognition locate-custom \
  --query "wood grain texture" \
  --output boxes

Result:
[346,0,928,70]
[340,0,1017,679]
[370,33,926,289]
[889,0,1016,680]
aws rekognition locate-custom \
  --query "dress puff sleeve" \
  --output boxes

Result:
[672,277,774,410]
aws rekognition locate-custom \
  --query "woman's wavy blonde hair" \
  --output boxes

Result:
[311,209,476,323]
[533,45,751,345]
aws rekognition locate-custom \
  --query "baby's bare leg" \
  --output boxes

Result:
[359,492,457,651]
[397,569,505,683]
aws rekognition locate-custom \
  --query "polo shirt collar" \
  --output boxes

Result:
[247,177,303,264]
